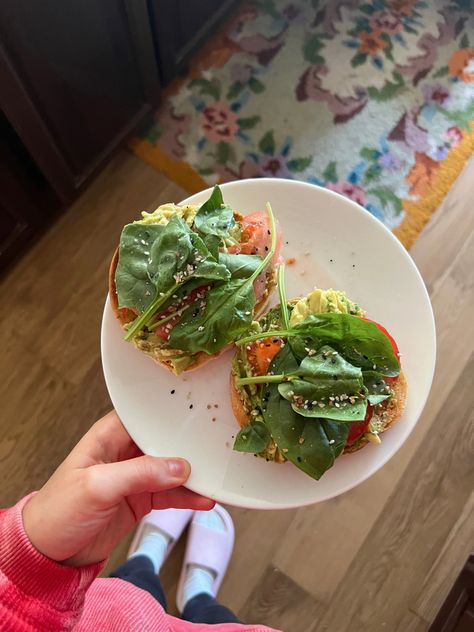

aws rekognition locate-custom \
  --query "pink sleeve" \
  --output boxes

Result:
[0,494,104,631]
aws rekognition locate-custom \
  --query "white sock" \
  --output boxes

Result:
[182,509,226,605]
[129,523,171,574]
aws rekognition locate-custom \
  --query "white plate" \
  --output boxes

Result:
[101,178,436,509]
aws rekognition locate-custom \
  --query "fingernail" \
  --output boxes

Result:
[167,459,188,478]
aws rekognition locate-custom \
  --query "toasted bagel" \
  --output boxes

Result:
[229,302,407,456]
[108,210,278,374]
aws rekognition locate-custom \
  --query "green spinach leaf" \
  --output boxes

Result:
[168,202,277,354]
[168,279,256,354]
[202,234,222,260]
[234,421,270,453]
[194,185,236,239]
[115,223,165,312]
[293,313,400,376]
[262,346,349,480]
[218,253,263,279]
[363,370,391,405]
[277,346,367,421]
[121,216,230,341]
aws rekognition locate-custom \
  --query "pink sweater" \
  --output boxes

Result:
[0,497,280,632]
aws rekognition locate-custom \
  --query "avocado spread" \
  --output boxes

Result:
[138,203,198,227]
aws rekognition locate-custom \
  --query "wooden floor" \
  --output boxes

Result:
[1,150,473,631]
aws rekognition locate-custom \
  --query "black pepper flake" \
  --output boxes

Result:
[330,258,333,263]
[264,246,269,251]
[170,389,175,394]
[285,241,289,245]
[352,264,356,268]
[189,404,194,409]
[297,456,302,463]
[331,358,336,364]
[267,230,271,235]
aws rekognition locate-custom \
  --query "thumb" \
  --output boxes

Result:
[86,455,190,506]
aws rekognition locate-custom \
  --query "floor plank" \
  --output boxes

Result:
[238,566,321,631]
[413,490,474,623]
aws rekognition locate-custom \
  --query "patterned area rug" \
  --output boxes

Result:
[130,0,474,248]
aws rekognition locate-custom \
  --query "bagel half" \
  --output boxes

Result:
[109,212,279,374]
[230,299,407,461]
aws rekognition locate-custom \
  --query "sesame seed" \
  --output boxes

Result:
[329,439,335,445]
[198,325,204,331]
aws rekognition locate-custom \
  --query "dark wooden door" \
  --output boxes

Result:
[0,0,159,201]
[150,0,240,85]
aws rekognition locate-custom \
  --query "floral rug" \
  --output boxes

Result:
[129,0,474,248]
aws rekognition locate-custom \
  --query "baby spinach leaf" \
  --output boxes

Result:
[194,185,236,239]
[202,234,222,260]
[234,421,270,453]
[363,370,391,405]
[115,223,165,312]
[168,202,277,354]
[147,215,196,295]
[218,253,263,279]
[121,216,230,341]
[277,346,367,421]
[293,313,400,376]
[168,279,256,354]
[262,346,349,480]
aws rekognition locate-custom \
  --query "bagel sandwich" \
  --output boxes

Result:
[109,185,282,374]
[230,278,407,480]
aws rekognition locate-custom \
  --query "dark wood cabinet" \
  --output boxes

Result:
[0,0,240,272]
[150,0,239,85]
[0,0,160,201]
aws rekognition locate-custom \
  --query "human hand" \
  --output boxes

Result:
[22,410,214,567]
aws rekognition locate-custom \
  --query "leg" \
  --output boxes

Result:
[182,592,241,624]
[111,554,167,609]
[177,505,238,622]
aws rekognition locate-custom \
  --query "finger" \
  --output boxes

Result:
[151,487,216,511]
[87,455,191,507]
[69,411,139,467]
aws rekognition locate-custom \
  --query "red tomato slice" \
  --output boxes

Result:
[248,337,284,376]
[360,317,400,382]
[153,285,209,340]
[228,211,282,302]
[228,211,282,264]
[346,404,373,446]
[119,307,137,322]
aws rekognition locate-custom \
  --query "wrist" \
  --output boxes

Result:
[22,492,62,563]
